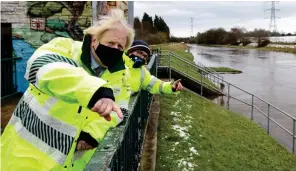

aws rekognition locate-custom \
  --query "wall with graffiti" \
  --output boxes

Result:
[1,1,128,93]
[2,1,92,93]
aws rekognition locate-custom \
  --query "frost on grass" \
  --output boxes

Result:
[177,158,197,171]
[171,111,181,117]
[189,147,199,156]
[174,99,182,106]
[172,125,189,139]
[171,111,182,122]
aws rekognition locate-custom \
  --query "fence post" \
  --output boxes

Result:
[251,95,254,120]
[14,59,17,90]
[169,52,171,81]
[155,53,158,78]
[267,104,270,134]
[201,71,203,96]
[227,84,230,110]
[293,119,295,154]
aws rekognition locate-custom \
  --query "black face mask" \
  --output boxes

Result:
[130,54,146,68]
[94,44,124,69]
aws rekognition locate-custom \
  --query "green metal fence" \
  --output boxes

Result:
[84,54,157,171]
[1,57,21,99]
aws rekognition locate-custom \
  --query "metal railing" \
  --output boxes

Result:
[155,50,296,154]
[158,50,224,93]
[1,57,21,99]
[84,54,157,170]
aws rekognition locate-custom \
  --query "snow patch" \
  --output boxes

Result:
[174,99,182,106]
[189,147,199,155]
[177,158,196,171]
[171,111,181,117]
[172,125,189,139]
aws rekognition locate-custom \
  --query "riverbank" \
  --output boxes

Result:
[153,43,242,74]
[199,44,296,54]
[156,90,296,171]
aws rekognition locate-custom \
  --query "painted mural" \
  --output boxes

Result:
[12,1,92,92]
[9,1,127,93]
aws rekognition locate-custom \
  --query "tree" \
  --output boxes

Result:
[141,13,155,34]
[134,17,142,39]
[230,27,247,43]
[157,17,170,37]
[134,17,141,30]
[135,12,171,44]
[249,29,269,47]
[154,15,160,31]
[142,13,153,26]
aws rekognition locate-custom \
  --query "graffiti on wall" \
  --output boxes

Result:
[10,1,128,93]
[96,1,128,21]
[26,1,91,41]
[12,1,92,92]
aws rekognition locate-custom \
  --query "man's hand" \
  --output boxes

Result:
[91,98,123,121]
[172,79,184,91]
[76,140,93,151]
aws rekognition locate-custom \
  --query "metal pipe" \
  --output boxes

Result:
[227,84,230,110]
[230,96,252,106]
[128,1,134,26]
[201,71,203,96]
[253,106,268,117]
[251,95,254,120]
[293,120,295,154]
[267,104,270,134]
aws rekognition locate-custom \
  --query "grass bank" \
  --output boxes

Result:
[208,67,242,74]
[201,44,296,54]
[156,90,296,171]
[151,43,218,89]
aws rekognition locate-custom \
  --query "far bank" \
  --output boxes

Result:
[197,43,296,55]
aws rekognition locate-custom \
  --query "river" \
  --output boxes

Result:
[189,44,296,153]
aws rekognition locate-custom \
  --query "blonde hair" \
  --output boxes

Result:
[84,9,135,50]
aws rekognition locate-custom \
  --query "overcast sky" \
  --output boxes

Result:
[134,1,296,37]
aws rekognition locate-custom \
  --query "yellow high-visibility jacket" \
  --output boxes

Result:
[0,37,129,171]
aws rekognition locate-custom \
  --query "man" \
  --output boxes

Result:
[125,40,184,93]
[1,9,134,171]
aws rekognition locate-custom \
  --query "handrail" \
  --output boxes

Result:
[155,49,296,154]
[162,50,223,79]
[160,62,221,93]
[160,51,223,86]
[159,56,221,88]
[1,57,22,61]
[85,54,157,170]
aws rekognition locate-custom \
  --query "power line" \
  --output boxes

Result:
[265,1,280,34]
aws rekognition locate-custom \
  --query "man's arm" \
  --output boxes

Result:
[25,52,113,110]
[140,67,176,94]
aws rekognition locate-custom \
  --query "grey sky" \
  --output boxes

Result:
[134,1,296,37]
